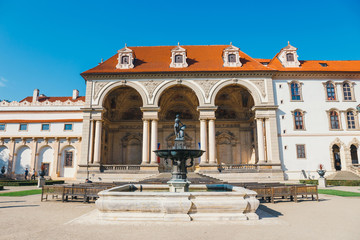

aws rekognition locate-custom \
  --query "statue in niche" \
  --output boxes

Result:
[174,114,186,140]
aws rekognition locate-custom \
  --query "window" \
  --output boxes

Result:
[296,144,306,158]
[0,124,5,131]
[174,55,183,63]
[326,82,336,100]
[228,54,236,63]
[290,82,301,100]
[347,111,356,129]
[294,111,304,130]
[19,124,28,131]
[65,151,73,167]
[343,82,353,101]
[41,123,50,131]
[64,124,73,131]
[330,111,340,129]
[286,53,294,62]
[121,56,129,64]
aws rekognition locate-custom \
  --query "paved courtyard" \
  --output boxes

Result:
[1,186,359,240]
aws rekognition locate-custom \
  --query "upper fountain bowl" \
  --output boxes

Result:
[154,149,205,159]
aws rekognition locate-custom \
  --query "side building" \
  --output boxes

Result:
[0,89,84,179]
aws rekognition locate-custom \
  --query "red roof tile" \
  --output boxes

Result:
[82,45,272,75]
[81,45,360,76]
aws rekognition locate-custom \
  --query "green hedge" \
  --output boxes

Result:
[0,180,64,186]
[300,180,360,186]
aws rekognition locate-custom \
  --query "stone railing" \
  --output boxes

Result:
[101,165,141,171]
[220,163,282,172]
[0,99,84,107]
[348,164,360,176]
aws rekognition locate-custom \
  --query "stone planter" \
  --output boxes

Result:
[317,169,326,178]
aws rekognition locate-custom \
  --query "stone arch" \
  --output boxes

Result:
[98,81,147,107]
[15,145,31,175]
[60,145,77,178]
[329,138,345,171]
[38,145,54,176]
[0,146,10,172]
[153,80,205,107]
[209,79,263,106]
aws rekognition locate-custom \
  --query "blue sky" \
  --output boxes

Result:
[0,0,359,101]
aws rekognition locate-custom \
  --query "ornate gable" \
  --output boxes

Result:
[277,42,301,68]
[116,44,134,69]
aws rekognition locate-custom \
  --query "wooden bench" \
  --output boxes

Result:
[41,185,65,201]
[293,185,318,202]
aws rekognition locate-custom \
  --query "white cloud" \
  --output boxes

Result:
[0,77,8,87]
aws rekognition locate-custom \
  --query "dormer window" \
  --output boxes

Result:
[228,54,236,63]
[170,43,188,68]
[223,43,242,67]
[175,55,183,63]
[286,53,294,62]
[116,44,134,69]
[121,56,129,64]
[277,42,300,68]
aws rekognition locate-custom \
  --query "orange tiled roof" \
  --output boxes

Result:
[20,96,85,103]
[81,45,360,75]
[82,45,272,75]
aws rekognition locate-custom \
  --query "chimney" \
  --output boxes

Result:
[72,89,79,100]
[32,89,39,103]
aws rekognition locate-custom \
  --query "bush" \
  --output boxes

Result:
[300,179,360,186]
[0,180,64,186]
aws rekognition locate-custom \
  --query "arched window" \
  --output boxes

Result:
[290,82,301,100]
[175,55,183,63]
[326,82,336,100]
[286,53,294,62]
[346,111,356,129]
[121,56,129,64]
[343,82,353,101]
[351,145,359,164]
[228,54,236,63]
[294,110,304,130]
[330,111,340,129]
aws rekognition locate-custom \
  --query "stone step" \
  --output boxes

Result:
[326,171,360,180]
[201,172,285,183]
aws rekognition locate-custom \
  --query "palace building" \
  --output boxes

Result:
[1,43,360,181]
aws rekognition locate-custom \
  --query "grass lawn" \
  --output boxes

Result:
[318,189,360,197]
[0,189,42,197]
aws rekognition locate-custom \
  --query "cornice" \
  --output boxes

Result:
[81,71,275,80]
[273,72,360,79]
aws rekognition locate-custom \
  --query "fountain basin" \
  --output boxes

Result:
[95,184,259,222]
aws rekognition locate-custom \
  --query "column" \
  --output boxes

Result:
[93,120,102,164]
[9,138,16,174]
[150,119,158,164]
[142,119,150,164]
[88,120,95,164]
[265,119,272,163]
[200,119,208,164]
[208,119,217,164]
[256,118,265,163]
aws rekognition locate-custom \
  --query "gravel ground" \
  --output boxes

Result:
[0,187,359,240]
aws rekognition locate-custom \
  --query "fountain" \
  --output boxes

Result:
[95,116,260,221]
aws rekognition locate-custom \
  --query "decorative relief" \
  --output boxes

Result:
[197,80,219,98]
[0,100,84,107]
[93,81,109,100]
[251,80,266,97]
[141,80,164,98]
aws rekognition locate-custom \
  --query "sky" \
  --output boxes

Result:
[0,0,359,101]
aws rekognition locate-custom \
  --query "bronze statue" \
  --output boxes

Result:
[174,114,186,140]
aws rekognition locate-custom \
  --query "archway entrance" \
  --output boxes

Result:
[158,86,199,172]
[214,85,255,165]
[102,87,143,165]
[350,144,358,164]
[333,145,341,171]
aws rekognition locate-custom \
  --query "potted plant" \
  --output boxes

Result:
[317,164,326,178]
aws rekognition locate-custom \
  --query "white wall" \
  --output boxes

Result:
[0,146,10,171]
[15,146,31,175]
[274,78,360,180]
[38,146,54,176]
